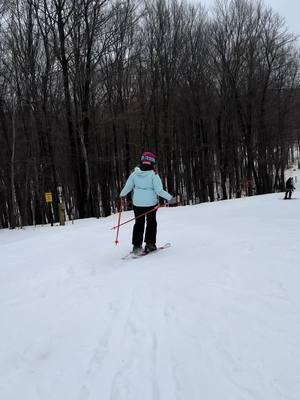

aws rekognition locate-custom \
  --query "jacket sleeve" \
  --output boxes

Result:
[120,173,135,197]
[153,174,172,201]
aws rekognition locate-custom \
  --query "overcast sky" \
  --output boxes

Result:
[199,0,300,42]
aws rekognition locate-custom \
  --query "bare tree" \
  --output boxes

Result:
[0,0,299,228]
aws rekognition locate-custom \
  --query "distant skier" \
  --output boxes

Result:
[284,177,295,199]
[120,151,176,254]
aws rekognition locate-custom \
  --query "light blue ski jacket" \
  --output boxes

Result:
[120,167,172,207]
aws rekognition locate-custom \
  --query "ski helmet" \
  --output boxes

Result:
[141,151,156,165]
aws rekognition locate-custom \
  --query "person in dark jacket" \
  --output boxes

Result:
[120,152,175,254]
[284,177,295,199]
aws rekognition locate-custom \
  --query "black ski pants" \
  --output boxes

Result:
[132,205,157,246]
[285,190,292,199]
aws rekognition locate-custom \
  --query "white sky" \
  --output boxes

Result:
[199,0,300,42]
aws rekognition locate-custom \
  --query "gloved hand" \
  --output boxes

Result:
[168,197,177,206]
[120,196,132,209]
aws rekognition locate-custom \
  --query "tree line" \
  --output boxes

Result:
[0,0,300,228]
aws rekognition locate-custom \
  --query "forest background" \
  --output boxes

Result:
[1,0,300,228]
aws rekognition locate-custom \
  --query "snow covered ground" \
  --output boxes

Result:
[1,182,300,399]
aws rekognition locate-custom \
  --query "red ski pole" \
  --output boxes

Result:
[114,200,122,245]
[111,204,164,231]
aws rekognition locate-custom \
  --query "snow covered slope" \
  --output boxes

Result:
[1,189,300,400]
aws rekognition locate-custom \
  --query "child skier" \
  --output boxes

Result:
[120,151,175,254]
[284,177,296,199]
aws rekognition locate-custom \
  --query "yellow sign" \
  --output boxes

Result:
[45,192,53,203]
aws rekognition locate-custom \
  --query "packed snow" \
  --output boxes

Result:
[1,179,300,399]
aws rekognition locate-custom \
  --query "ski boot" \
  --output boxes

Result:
[144,243,157,253]
[132,245,143,255]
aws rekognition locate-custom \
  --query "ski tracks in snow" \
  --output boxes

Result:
[79,270,179,400]
[79,286,136,400]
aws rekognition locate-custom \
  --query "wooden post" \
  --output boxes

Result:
[45,192,53,226]
[57,185,65,226]
[58,203,65,226]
